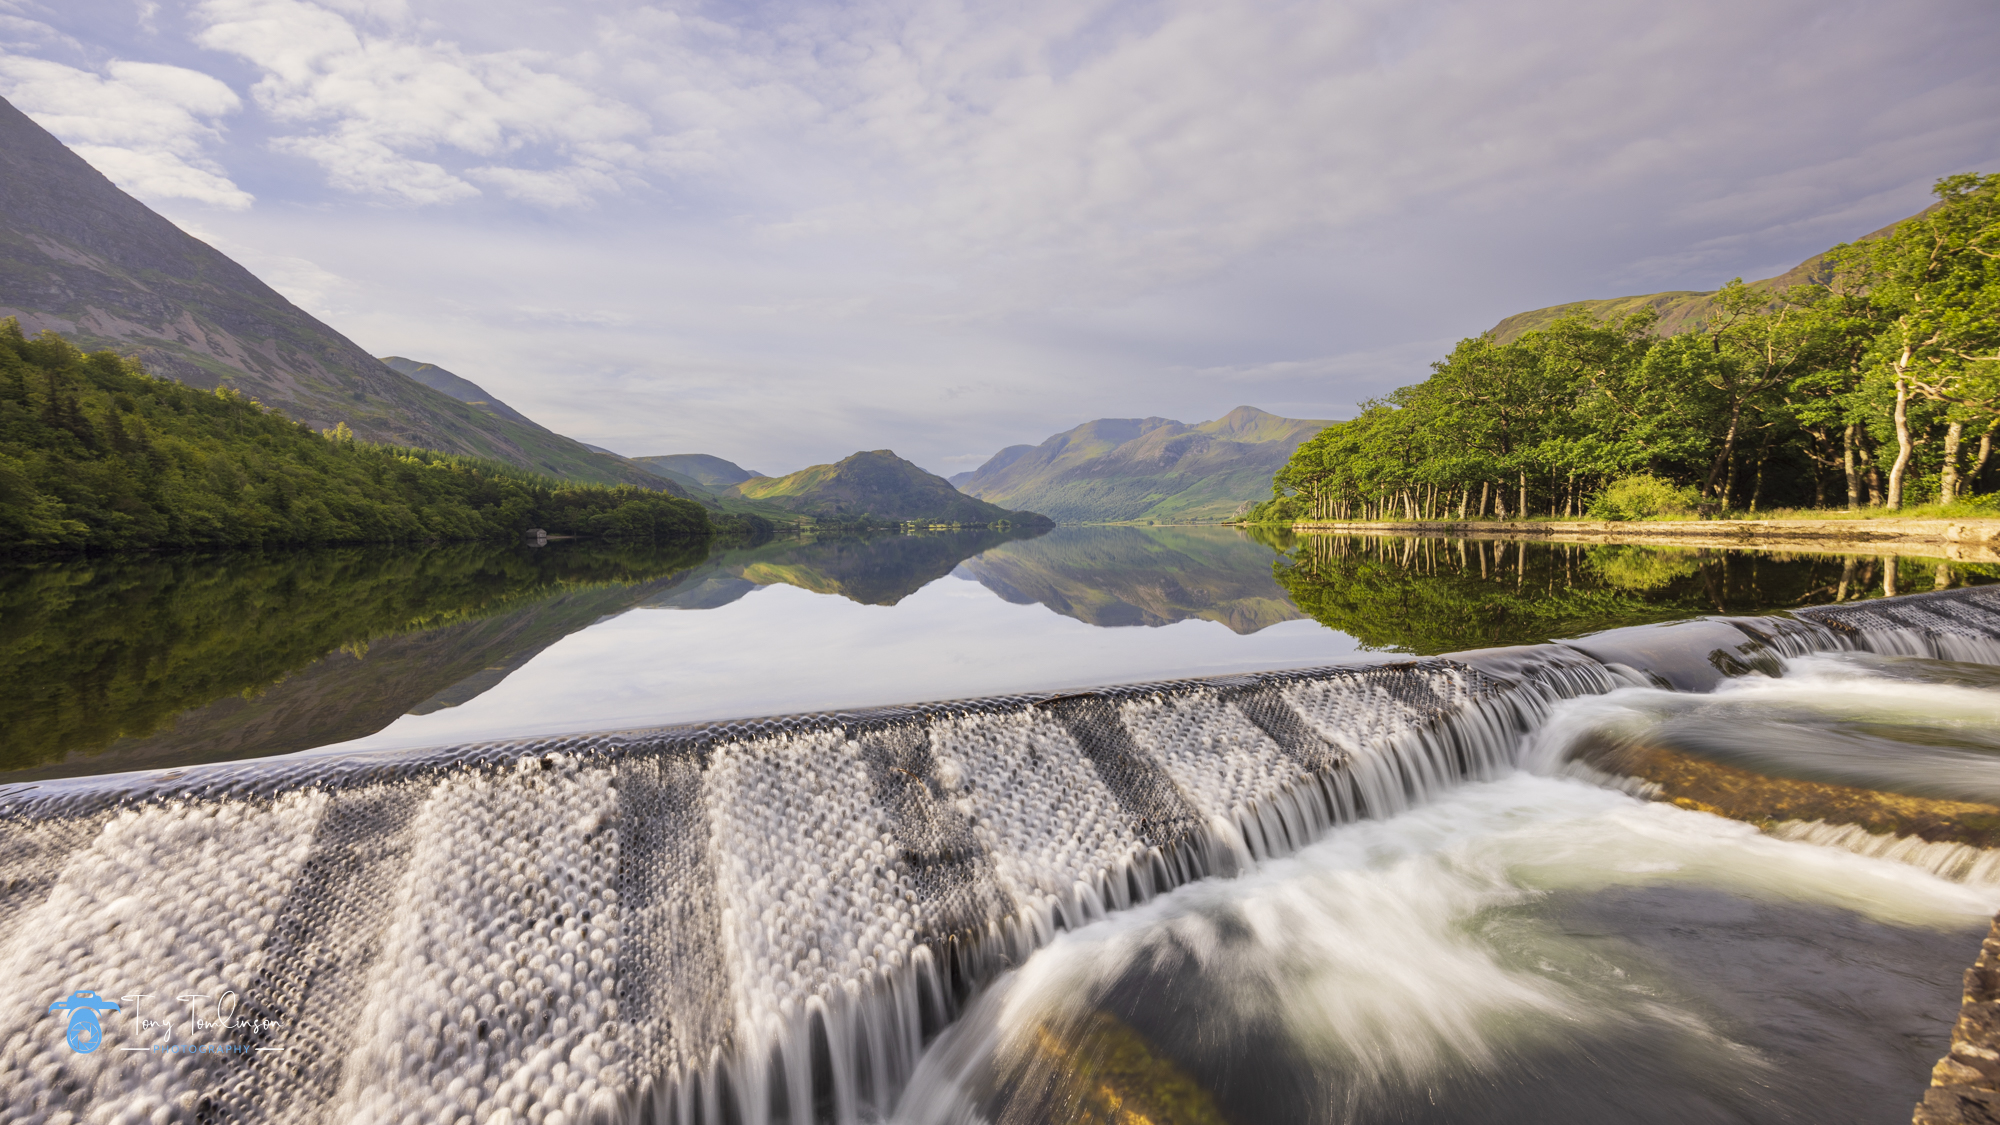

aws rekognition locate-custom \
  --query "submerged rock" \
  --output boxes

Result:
[1575,739,2000,849]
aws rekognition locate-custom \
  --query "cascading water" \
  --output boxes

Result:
[1,585,1998,1125]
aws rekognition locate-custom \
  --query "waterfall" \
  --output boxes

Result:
[2,585,1998,1125]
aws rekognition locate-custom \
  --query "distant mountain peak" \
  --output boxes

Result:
[629,453,764,489]
[731,449,1050,525]
[956,408,1332,523]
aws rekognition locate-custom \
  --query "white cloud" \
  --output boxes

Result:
[38,0,2000,474]
[193,0,651,205]
[0,54,252,208]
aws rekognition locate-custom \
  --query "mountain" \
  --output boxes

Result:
[380,356,537,428]
[729,449,1052,525]
[0,96,664,489]
[1488,206,1938,343]
[631,453,765,489]
[957,406,1333,523]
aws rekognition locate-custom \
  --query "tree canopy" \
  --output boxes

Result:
[1256,174,2000,522]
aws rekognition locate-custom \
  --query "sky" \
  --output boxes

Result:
[1,0,1996,476]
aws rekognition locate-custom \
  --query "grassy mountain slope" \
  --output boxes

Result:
[372,355,673,490]
[380,356,536,427]
[957,525,1304,633]
[631,453,765,488]
[1488,208,1935,343]
[0,96,664,489]
[959,406,1332,522]
[730,449,1051,525]
[624,454,809,523]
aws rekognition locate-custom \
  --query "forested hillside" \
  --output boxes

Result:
[0,321,710,553]
[1256,174,2000,522]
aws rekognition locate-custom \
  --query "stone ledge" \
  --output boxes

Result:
[1917,916,2000,1124]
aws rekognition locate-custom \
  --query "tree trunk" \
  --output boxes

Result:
[1457,486,1468,519]
[1748,427,1777,514]
[1941,420,1964,504]
[1887,374,1912,510]
[1973,426,1995,492]
[1706,403,1741,503]
[1842,423,1861,511]
[1494,483,1506,520]
[1479,481,1490,518]
[1518,470,1528,521]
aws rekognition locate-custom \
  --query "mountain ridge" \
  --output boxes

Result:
[0,96,664,490]
[1487,206,1939,343]
[958,406,1333,523]
[380,356,538,429]
[631,453,765,488]
[729,450,1051,525]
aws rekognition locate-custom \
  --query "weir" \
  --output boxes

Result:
[3,586,2000,1125]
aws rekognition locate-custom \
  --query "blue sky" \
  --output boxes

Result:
[3,0,1997,475]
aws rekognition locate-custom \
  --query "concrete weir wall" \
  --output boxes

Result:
[1,586,1999,1125]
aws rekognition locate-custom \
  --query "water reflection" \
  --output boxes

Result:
[959,525,1304,633]
[652,526,1049,609]
[1275,532,1997,653]
[9,526,1995,781]
[0,540,704,779]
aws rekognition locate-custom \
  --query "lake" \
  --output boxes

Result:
[2,525,1988,781]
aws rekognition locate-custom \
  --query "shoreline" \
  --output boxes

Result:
[1284,518,2000,562]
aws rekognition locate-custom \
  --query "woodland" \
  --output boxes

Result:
[1252,174,2000,523]
[0,321,712,553]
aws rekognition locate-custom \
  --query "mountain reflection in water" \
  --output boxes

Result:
[4,527,1992,781]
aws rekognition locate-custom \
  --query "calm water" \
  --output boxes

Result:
[1,526,1990,779]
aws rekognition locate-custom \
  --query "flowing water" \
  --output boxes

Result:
[2,530,1998,1125]
[894,649,2000,1125]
